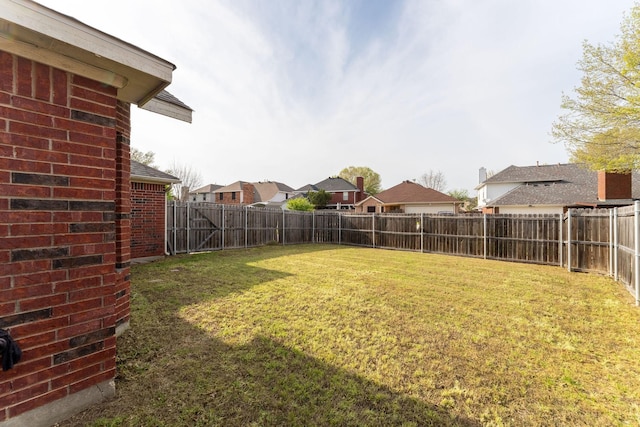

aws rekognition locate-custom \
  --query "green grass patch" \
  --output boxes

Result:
[59,245,640,426]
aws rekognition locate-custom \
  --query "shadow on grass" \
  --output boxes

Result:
[60,245,481,426]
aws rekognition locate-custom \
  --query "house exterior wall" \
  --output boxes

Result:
[405,204,456,214]
[215,183,255,205]
[494,205,564,215]
[328,190,358,208]
[356,200,458,214]
[477,182,519,209]
[269,191,290,203]
[0,52,129,423]
[355,198,382,213]
[191,192,212,202]
[131,182,166,260]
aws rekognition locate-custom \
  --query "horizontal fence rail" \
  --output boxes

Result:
[167,201,640,305]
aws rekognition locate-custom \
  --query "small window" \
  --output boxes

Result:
[343,191,348,201]
[367,206,375,213]
[219,193,223,201]
[203,194,207,201]
[232,192,236,200]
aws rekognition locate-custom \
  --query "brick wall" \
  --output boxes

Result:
[0,52,129,421]
[217,183,255,205]
[131,182,166,259]
[329,190,356,206]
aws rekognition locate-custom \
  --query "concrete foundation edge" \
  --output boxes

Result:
[0,379,115,427]
[115,319,130,337]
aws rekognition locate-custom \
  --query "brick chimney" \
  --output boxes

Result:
[598,171,632,200]
[356,176,365,202]
[242,182,255,204]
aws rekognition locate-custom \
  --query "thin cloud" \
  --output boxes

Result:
[37,0,636,191]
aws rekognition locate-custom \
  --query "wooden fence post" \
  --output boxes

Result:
[610,208,615,278]
[244,206,248,248]
[483,214,487,260]
[172,201,177,255]
[282,209,286,245]
[634,201,640,306]
[558,213,563,267]
[372,213,376,248]
[420,213,424,253]
[339,213,342,245]
[611,208,616,280]
[186,202,191,254]
[221,204,225,250]
[567,209,572,272]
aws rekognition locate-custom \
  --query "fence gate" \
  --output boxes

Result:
[167,202,225,254]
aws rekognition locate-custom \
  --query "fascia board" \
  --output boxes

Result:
[131,174,181,185]
[140,96,193,123]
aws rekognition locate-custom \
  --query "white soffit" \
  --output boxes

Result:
[0,0,175,107]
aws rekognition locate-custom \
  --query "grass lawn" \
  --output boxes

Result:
[59,244,640,426]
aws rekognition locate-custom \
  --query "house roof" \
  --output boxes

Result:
[484,163,640,207]
[190,184,223,194]
[361,180,459,205]
[214,181,247,193]
[296,184,318,192]
[252,181,294,203]
[308,177,358,192]
[1,0,192,121]
[140,90,194,123]
[130,160,180,184]
[213,181,294,203]
[481,163,582,185]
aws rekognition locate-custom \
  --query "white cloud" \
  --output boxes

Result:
[37,0,637,191]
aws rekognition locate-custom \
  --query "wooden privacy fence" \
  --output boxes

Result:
[167,201,640,304]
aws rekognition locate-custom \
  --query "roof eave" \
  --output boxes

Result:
[131,174,180,185]
[1,0,181,114]
[140,95,193,123]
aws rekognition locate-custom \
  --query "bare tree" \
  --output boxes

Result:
[417,170,447,192]
[166,160,203,201]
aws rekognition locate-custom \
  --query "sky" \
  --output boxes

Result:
[39,0,636,194]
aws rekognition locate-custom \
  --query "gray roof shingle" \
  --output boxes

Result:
[310,177,358,192]
[130,160,180,184]
[485,163,640,207]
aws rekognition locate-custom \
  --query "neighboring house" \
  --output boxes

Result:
[355,180,461,214]
[297,176,366,209]
[130,161,180,261]
[213,181,294,207]
[476,163,640,214]
[0,2,191,425]
[251,181,295,208]
[190,183,223,202]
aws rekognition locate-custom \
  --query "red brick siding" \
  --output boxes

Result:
[328,190,357,206]
[131,182,167,259]
[216,183,255,205]
[0,52,129,421]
